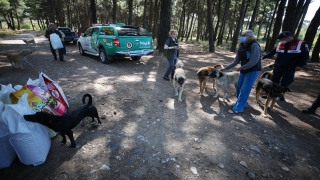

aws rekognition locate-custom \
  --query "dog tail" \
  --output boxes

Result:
[175,60,184,69]
[82,94,93,105]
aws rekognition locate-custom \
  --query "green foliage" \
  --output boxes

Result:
[0,28,16,37]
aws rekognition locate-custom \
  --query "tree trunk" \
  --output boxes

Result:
[266,0,286,52]
[142,0,147,28]
[311,34,320,62]
[128,0,133,25]
[249,0,260,31]
[90,0,97,23]
[47,0,55,23]
[303,6,320,48]
[292,0,305,32]
[214,0,221,41]
[148,0,154,32]
[179,1,186,42]
[217,0,231,46]
[157,0,172,53]
[29,18,35,31]
[152,0,160,40]
[112,0,117,23]
[207,0,215,53]
[282,0,296,32]
[230,0,246,52]
[186,13,195,41]
[265,1,279,52]
[294,0,311,37]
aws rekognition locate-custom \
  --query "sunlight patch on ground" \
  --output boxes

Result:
[146,71,157,82]
[123,122,138,137]
[165,99,176,110]
[0,40,25,44]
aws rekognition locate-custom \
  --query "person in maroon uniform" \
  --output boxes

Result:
[262,31,310,101]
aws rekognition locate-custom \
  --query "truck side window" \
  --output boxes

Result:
[100,27,114,35]
[85,28,92,36]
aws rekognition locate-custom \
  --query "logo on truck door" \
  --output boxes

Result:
[126,42,133,49]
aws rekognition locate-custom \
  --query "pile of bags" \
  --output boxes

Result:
[0,72,69,168]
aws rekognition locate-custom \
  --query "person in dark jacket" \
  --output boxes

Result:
[221,29,261,114]
[262,31,310,101]
[163,29,179,81]
[45,23,65,61]
[302,93,320,114]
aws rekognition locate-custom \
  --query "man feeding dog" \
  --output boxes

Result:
[220,29,261,114]
[262,31,310,101]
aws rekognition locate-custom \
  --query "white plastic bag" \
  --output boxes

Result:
[50,33,63,50]
[2,94,51,166]
[0,84,16,104]
[0,101,17,169]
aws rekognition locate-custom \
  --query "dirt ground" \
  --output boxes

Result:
[0,31,320,180]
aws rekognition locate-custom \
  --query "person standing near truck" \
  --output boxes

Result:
[45,23,65,61]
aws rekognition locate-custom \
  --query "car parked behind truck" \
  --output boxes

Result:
[77,23,154,64]
[57,27,78,44]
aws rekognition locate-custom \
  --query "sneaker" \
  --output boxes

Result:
[228,109,239,114]
[302,107,317,114]
[162,76,170,81]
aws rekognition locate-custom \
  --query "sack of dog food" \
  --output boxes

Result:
[26,85,67,116]
[50,33,63,50]
[39,72,69,108]
[2,94,51,166]
[0,101,17,169]
[9,86,46,112]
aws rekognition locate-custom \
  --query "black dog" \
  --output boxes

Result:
[24,93,101,148]
[255,78,290,114]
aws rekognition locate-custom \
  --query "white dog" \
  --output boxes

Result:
[173,60,186,102]
[0,49,33,69]
[208,69,240,102]
[22,38,37,47]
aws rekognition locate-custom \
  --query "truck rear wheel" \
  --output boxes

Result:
[99,48,112,64]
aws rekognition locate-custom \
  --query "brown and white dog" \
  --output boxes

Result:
[255,78,290,114]
[0,49,33,69]
[173,59,186,102]
[197,64,224,95]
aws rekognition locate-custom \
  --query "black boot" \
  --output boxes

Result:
[302,104,318,114]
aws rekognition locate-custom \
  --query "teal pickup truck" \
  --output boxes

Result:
[77,23,154,64]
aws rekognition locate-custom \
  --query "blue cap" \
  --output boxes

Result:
[277,31,291,39]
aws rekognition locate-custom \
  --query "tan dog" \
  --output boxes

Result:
[173,60,186,102]
[2,49,33,69]
[22,38,37,47]
[197,64,224,95]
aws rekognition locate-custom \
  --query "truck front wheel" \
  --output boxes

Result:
[99,48,112,64]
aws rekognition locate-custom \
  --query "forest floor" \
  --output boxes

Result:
[0,30,320,180]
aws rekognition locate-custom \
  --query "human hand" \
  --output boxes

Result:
[236,67,242,71]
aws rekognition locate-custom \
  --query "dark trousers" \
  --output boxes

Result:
[271,67,295,88]
[49,42,64,60]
